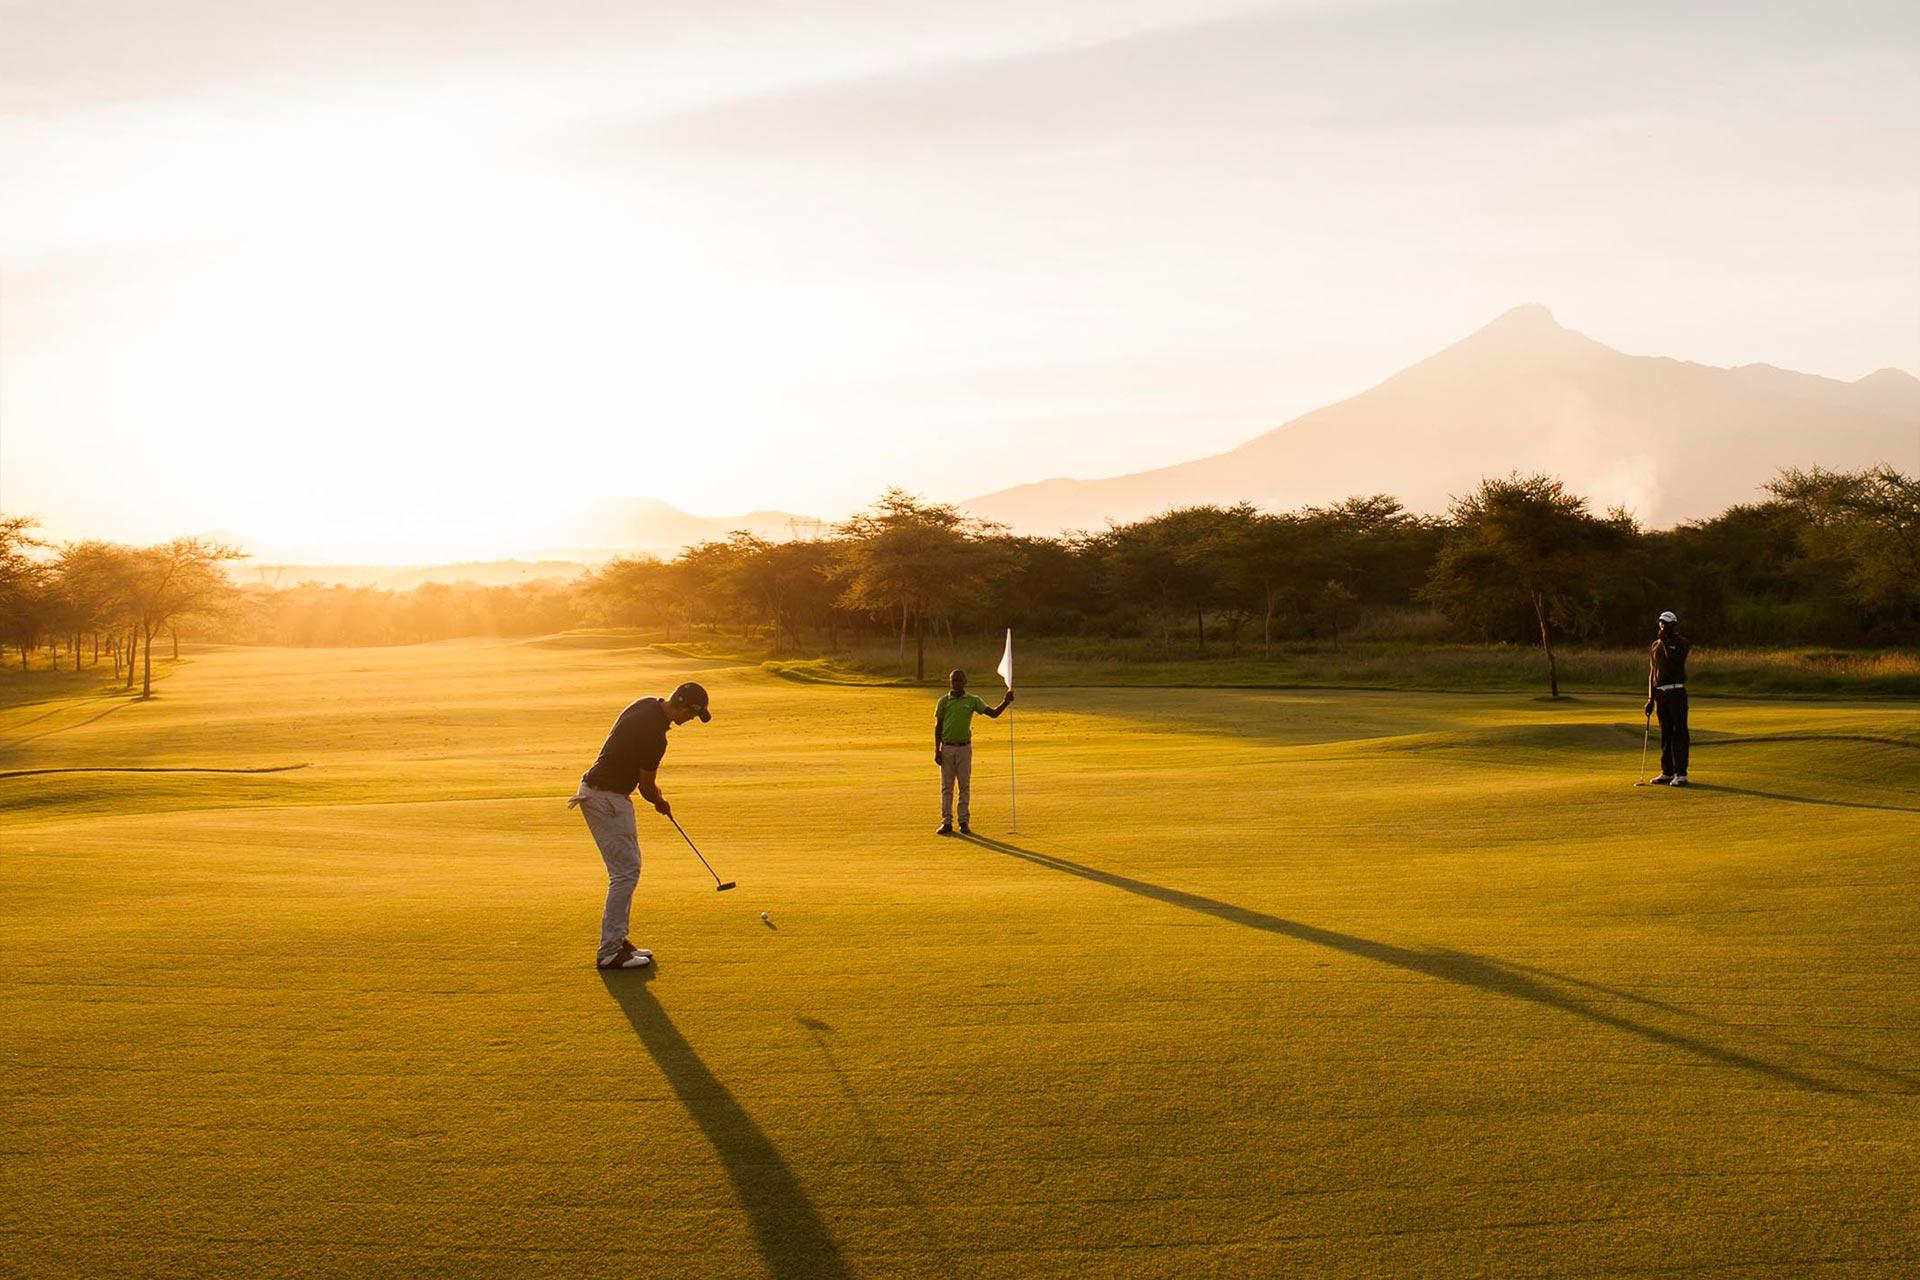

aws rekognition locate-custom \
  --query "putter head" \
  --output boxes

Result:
[716,881,736,892]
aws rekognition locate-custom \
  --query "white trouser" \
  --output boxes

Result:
[570,783,640,963]
[939,743,973,825]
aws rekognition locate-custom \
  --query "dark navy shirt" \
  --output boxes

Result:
[583,697,671,795]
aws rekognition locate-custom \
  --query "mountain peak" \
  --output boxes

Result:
[1431,304,1596,368]
[1480,303,1561,333]
[1482,301,1559,326]
[1498,302,1557,324]
[962,309,1915,533]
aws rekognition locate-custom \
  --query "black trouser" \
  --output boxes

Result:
[1654,687,1689,777]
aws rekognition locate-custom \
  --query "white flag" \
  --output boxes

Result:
[996,628,1014,689]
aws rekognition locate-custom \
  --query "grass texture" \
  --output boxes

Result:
[703,635,1920,698]
[3,641,1917,1277]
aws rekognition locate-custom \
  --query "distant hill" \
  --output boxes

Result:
[529,497,816,558]
[242,562,595,590]
[962,305,1920,532]
[233,501,820,589]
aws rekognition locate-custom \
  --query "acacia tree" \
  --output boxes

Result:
[1315,580,1360,650]
[580,555,682,634]
[835,489,993,681]
[1215,508,1314,657]
[56,541,135,672]
[0,515,50,671]
[714,532,795,646]
[1766,466,1919,628]
[977,534,1090,641]
[760,539,841,651]
[1099,507,1225,656]
[1181,505,1258,653]
[1307,495,1441,608]
[1424,474,1634,697]
[124,538,244,696]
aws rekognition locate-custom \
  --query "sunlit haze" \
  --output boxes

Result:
[3,0,1916,561]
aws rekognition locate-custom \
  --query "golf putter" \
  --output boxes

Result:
[1633,713,1652,786]
[668,813,736,891]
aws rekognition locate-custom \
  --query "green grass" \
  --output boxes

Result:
[667,633,1920,698]
[3,641,1918,1277]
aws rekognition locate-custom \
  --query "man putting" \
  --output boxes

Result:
[570,681,711,969]
[1644,611,1690,786]
[934,669,1012,836]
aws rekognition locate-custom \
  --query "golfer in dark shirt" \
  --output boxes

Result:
[1644,612,1690,786]
[569,681,711,969]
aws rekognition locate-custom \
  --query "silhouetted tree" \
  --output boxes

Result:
[581,556,680,634]
[835,489,995,681]
[1768,466,1919,633]
[0,515,50,671]
[124,538,244,696]
[1099,507,1226,656]
[1425,475,1635,697]
[1315,580,1360,650]
[54,541,135,672]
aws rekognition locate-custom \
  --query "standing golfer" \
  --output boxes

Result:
[934,669,1012,835]
[570,681,711,969]
[1644,611,1690,786]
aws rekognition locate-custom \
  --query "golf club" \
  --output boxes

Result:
[1633,712,1652,786]
[668,813,735,891]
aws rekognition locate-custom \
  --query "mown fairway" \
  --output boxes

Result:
[3,641,1917,1278]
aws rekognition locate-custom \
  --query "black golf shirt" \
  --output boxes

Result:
[583,697,671,795]
[1650,635,1690,686]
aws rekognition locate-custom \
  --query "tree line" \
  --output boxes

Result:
[4,466,1913,694]
[576,466,1916,692]
[0,520,241,696]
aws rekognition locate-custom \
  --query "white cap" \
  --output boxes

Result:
[1658,610,1677,623]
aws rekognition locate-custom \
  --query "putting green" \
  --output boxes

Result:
[3,642,1917,1278]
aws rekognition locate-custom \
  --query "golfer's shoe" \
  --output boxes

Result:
[958,823,972,835]
[1650,775,1674,786]
[597,941,652,970]
[936,822,954,836]
[1670,775,1690,787]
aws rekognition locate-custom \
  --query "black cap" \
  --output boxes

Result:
[670,681,711,722]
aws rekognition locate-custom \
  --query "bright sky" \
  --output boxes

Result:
[3,0,1916,560]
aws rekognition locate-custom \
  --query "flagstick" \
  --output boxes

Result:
[998,627,1018,836]
[1007,695,1018,835]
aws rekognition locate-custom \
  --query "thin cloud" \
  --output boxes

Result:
[605,0,1916,159]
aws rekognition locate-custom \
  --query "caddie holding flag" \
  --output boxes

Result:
[933,641,1014,836]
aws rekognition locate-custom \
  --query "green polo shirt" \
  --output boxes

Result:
[935,693,990,745]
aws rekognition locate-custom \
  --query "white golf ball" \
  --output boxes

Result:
[760,911,770,921]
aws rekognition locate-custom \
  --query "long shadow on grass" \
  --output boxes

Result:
[0,697,135,750]
[800,1017,957,1274]
[601,974,851,1278]
[1680,782,1920,815]
[962,834,1852,1094]
[1497,958,1920,1093]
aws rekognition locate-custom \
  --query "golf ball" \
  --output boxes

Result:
[760,911,770,921]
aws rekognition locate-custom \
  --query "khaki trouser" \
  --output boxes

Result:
[569,782,640,964]
[939,742,973,825]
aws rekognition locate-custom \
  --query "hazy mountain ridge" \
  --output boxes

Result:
[530,496,816,557]
[228,501,820,586]
[241,562,597,591]
[962,306,1920,532]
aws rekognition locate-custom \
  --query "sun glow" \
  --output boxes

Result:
[3,2,1914,561]
[3,86,896,560]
